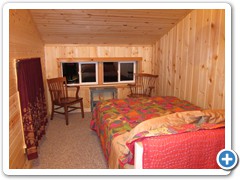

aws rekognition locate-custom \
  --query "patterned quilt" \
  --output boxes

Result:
[90,96,201,162]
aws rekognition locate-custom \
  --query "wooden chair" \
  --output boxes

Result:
[128,73,158,98]
[47,77,84,125]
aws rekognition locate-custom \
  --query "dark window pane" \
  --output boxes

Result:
[62,63,79,84]
[81,64,96,83]
[120,63,134,81]
[103,62,118,82]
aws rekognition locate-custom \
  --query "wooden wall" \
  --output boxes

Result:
[44,45,155,111]
[8,9,226,171]
[8,9,225,169]
[9,10,45,168]
[154,9,225,109]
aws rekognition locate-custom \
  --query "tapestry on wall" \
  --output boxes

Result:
[17,57,48,160]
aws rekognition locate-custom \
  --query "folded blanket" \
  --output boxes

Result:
[109,109,225,168]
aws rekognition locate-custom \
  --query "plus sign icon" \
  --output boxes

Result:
[217,149,238,170]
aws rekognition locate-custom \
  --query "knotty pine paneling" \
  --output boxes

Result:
[8,8,224,169]
[154,9,225,109]
[30,9,191,44]
[44,45,154,111]
[9,10,45,169]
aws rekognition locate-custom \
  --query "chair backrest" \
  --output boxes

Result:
[129,73,158,97]
[47,77,68,103]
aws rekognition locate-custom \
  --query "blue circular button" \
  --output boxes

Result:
[217,149,238,170]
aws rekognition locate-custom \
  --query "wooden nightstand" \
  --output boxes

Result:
[90,86,117,112]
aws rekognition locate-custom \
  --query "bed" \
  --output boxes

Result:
[90,96,225,169]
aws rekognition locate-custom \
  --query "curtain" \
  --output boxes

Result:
[17,57,48,160]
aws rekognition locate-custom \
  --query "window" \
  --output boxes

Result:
[103,62,118,83]
[60,58,138,85]
[120,62,134,82]
[80,62,98,84]
[103,61,135,84]
[62,62,98,85]
[62,63,79,84]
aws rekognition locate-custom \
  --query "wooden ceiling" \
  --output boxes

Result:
[29,9,192,45]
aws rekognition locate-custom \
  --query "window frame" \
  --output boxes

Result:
[102,61,136,84]
[79,62,98,85]
[61,62,80,85]
[57,57,142,86]
[102,62,118,84]
[119,61,136,83]
[61,62,98,85]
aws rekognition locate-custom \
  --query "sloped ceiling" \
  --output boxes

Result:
[30,9,192,44]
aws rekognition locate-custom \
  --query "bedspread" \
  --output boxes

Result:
[109,109,225,168]
[90,96,201,162]
[142,128,225,168]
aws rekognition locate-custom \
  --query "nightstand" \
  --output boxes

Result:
[90,86,117,112]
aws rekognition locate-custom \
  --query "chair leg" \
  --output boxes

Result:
[51,104,54,120]
[64,106,69,125]
[80,99,84,118]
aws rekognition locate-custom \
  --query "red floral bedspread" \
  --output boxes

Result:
[90,96,201,162]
